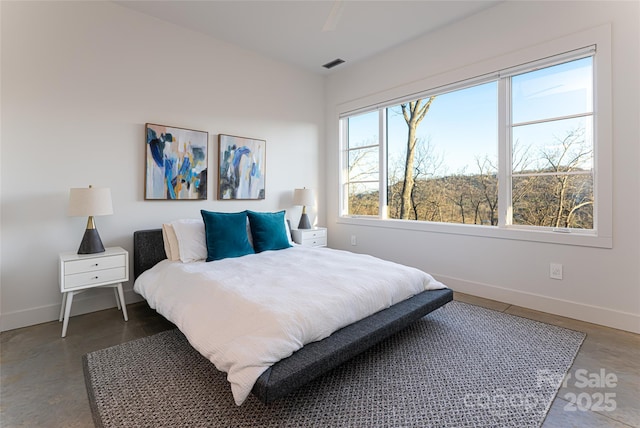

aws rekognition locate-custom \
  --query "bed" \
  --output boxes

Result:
[133,222,453,405]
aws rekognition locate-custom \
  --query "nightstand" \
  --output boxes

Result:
[58,246,129,337]
[291,227,327,247]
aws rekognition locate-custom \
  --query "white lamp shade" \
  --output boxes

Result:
[293,188,315,207]
[68,187,113,217]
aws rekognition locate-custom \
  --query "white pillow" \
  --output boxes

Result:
[161,223,181,262]
[284,216,294,245]
[171,219,207,263]
[246,217,253,248]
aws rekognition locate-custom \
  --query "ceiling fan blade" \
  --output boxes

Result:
[322,0,344,32]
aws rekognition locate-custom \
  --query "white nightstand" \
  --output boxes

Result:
[291,227,327,247]
[58,246,129,337]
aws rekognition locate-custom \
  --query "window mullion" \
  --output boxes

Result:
[498,77,511,227]
[512,112,594,128]
[379,109,388,219]
[339,118,348,216]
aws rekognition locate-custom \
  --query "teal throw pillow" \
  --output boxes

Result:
[200,210,255,261]
[247,210,292,253]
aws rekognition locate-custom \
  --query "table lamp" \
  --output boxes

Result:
[68,185,113,254]
[293,188,315,229]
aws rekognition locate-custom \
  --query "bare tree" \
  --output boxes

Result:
[388,136,443,220]
[541,129,592,228]
[512,128,593,228]
[476,156,498,225]
[346,139,379,215]
[399,97,436,219]
[409,137,443,220]
[347,140,378,182]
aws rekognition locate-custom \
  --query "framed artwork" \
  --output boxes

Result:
[218,134,266,200]
[145,123,208,200]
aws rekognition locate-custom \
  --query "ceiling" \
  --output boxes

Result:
[115,0,501,74]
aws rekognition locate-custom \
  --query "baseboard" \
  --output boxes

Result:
[437,274,640,334]
[0,288,144,332]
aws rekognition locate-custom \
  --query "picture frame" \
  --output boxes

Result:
[145,123,208,200]
[218,134,266,200]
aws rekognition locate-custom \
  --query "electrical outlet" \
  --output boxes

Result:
[550,263,563,280]
[350,235,357,246]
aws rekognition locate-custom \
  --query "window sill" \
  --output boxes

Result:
[337,216,612,249]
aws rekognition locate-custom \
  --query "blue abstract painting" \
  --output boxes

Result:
[218,134,265,200]
[145,123,208,200]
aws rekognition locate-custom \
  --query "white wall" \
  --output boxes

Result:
[3,1,638,334]
[325,1,640,333]
[0,1,324,330]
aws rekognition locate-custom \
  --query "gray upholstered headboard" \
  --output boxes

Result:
[133,229,166,279]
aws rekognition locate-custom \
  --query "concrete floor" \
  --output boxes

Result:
[1,293,638,427]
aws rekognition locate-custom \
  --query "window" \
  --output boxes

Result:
[386,82,498,225]
[509,57,594,230]
[339,43,610,246]
[344,110,380,216]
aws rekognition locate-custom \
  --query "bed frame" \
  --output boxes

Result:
[133,228,453,404]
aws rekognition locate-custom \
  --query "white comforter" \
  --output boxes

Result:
[134,246,446,405]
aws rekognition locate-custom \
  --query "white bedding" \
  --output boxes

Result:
[133,245,446,405]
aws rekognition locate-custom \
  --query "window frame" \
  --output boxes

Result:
[337,26,612,248]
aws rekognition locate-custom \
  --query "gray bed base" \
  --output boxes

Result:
[133,229,453,404]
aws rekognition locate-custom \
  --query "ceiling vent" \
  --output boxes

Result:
[322,58,345,69]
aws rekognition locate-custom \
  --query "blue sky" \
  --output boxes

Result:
[348,57,593,177]
[387,82,497,175]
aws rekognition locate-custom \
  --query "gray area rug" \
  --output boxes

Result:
[83,301,585,427]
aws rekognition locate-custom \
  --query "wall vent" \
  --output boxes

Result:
[322,58,345,69]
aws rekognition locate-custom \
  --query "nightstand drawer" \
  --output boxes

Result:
[64,254,126,275]
[304,229,326,239]
[291,227,327,247]
[64,267,127,289]
[300,236,327,247]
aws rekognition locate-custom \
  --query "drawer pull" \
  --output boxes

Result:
[93,276,99,280]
